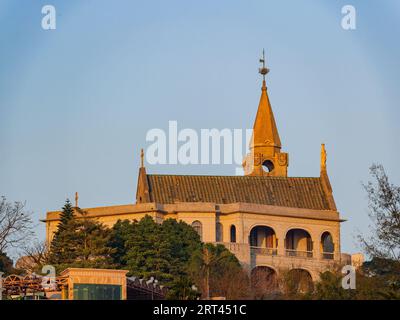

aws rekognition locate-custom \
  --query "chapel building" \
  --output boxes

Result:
[43,59,348,282]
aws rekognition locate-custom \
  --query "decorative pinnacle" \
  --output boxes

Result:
[75,192,79,208]
[258,49,270,82]
[321,143,327,171]
[140,148,144,168]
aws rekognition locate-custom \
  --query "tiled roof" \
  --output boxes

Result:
[145,174,331,210]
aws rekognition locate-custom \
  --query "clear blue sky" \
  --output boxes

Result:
[0,0,399,257]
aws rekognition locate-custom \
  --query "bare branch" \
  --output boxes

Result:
[359,164,400,261]
[0,196,34,253]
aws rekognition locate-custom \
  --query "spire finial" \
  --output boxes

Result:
[140,148,144,168]
[321,143,327,171]
[75,192,79,208]
[258,49,270,87]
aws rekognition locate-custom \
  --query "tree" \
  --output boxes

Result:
[361,258,400,299]
[47,200,115,272]
[109,216,249,299]
[124,216,172,282]
[0,251,14,275]
[48,200,79,267]
[356,164,400,299]
[0,196,34,253]
[121,216,202,285]
[58,199,75,230]
[109,216,204,298]
[166,276,200,300]
[359,164,400,260]
[109,220,136,267]
[188,243,248,299]
[19,240,49,273]
[72,218,116,269]
[313,271,355,300]
[251,267,280,299]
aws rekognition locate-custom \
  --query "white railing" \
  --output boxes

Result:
[285,249,313,258]
[220,243,337,261]
[250,246,277,256]
[218,242,242,252]
[321,252,334,260]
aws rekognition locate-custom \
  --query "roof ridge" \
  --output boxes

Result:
[147,174,321,179]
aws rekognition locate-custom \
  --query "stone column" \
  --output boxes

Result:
[311,231,321,260]
[334,241,341,261]
[275,227,286,256]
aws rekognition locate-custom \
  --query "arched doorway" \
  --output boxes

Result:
[249,226,277,255]
[251,266,279,299]
[285,228,313,257]
[321,231,334,259]
[285,269,314,294]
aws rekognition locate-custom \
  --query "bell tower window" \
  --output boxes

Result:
[262,160,274,173]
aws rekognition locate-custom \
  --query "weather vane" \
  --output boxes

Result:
[258,49,270,81]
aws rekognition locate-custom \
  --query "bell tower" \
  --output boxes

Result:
[243,51,288,177]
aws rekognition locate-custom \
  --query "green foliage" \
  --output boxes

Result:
[312,263,400,300]
[48,210,247,299]
[313,271,355,300]
[109,218,248,299]
[48,200,115,273]
[166,276,200,300]
[109,220,136,267]
[0,251,14,275]
[111,216,202,286]
[188,243,248,299]
[124,216,172,282]
[361,258,400,299]
[59,199,75,229]
[359,164,400,260]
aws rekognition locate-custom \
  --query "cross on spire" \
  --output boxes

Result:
[258,49,270,83]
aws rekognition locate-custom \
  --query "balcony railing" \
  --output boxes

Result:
[221,243,336,261]
[285,249,313,258]
[321,252,334,260]
[250,246,277,256]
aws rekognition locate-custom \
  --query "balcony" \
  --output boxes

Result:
[285,249,313,258]
[321,252,334,260]
[250,246,277,256]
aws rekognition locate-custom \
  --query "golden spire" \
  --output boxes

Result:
[140,148,144,168]
[321,143,327,171]
[250,50,281,151]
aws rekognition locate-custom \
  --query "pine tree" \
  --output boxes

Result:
[114,216,202,285]
[72,218,115,269]
[48,200,115,272]
[48,199,78,267]
[58,199,74,229]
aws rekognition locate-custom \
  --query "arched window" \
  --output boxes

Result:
[285,229,313,258]
[191,220,202,241]
[216,222,223,242]
[230,225,236,243]
[321,232,334,259]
